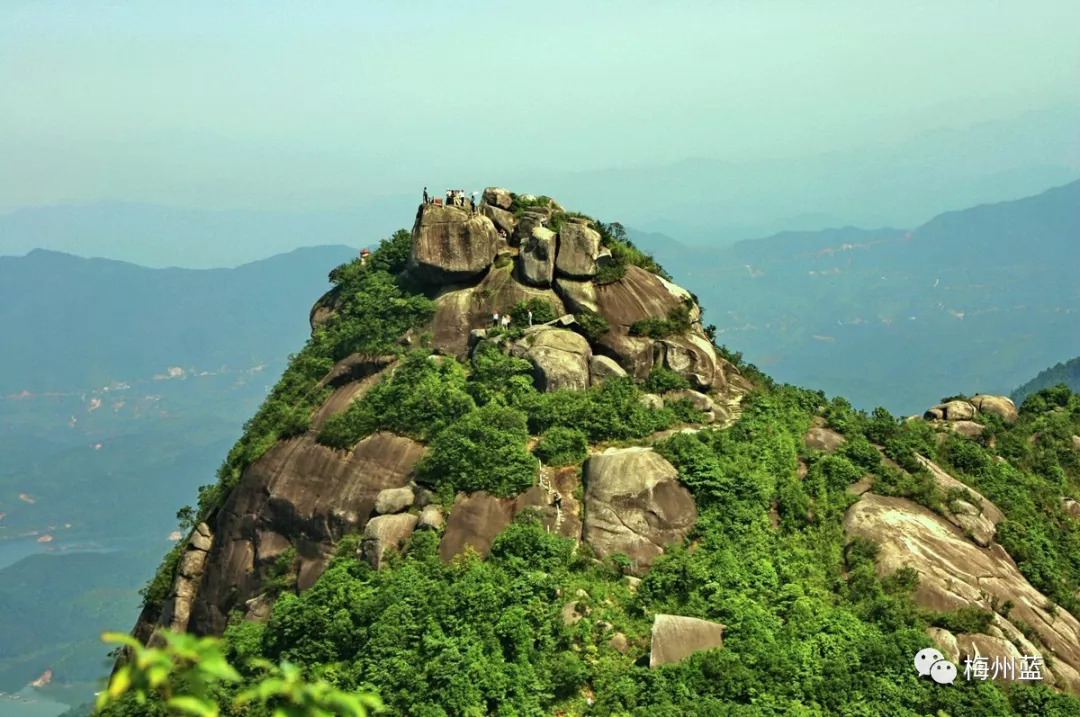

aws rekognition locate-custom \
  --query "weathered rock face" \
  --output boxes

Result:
[518,227,557,287]
[429,263,566,357]
[482,186,513,210]
[649,614,725,668]
[185,431,423,636]
[556,223,601,279]
[519,327,592,392]
[970,394,1018,423]
[362,513,419,569]
[583,447,697,571]
[375,486,415,515]
[512,213,546,248]
[917,455,1005,548]
[439,491,518,562]
[845,493,1080,692]
[146,522,214,646]
[482,204,516,236]
[408,204,499,284]
[589,354,627,384]
[804,426,846,453]
[925,400,977,421]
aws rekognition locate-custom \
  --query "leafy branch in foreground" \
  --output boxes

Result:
[97,629,381,716]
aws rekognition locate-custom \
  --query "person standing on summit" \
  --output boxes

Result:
[472,191,479,213]
[423,187,429,204]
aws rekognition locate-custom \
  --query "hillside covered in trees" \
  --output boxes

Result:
[94,189,1080,716]
[1014,356,1080,404]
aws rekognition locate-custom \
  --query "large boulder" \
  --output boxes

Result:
[804,426,846,453]
[845,493,1080,692]
[361,513,419,569]
[512,213,546,248]
[522,328,592,392]
[649,615,726,668]
[439,491,517,562]
[519,227,557,287]
[482,186,513,210]
[482,204,516,237]
[971,394,1018,423]
[582,447,697,571]
[408,204,499,284]
[374,486,415,515]
[185,431,423,636]
[589,355,627,384]
[656,332,731,392]
[924,400,977,421]
[556,223,602,279]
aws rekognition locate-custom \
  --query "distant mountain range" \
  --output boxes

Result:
[632,179,1080,414]
[1013,356,1080,403]
[0,245,357,393]
[0,245,355,703]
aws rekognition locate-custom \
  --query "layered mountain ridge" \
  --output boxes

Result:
[118,188,1080,714]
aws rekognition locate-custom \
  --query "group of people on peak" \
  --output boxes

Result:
[492,307,533,330]
[422,186,480,213]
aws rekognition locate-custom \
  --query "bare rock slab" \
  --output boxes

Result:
[649,614,725,667]
[583,447,697,571]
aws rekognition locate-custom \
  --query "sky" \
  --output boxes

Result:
[1,0,1078,215]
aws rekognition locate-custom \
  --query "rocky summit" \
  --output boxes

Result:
[117,188,1080,715]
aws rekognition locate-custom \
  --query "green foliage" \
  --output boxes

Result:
[643,365,691,393]
[533,426,589,466]
[416,403,539,498]
[574,309,610,341]
[665,396,705,424]
[96,629,380,716]
[930,606,996,634]
[318,352,475,448]
[509,297,556,327]
[465,341,537,407]
[629,302,693,339]
[138,542,185,620]
[527,376,674,442]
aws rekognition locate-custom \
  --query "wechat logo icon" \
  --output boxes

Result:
[915,647,957,685]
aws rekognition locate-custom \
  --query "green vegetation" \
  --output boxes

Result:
[415,403,538,500]
[317,352,475,449]
[643,365,691,393]
[508,193,555,216]
[96,629,380,716]
[533,426,589,466]
[629,300,694,339]
[574,309,610,341]
[1013,357,1080,403]
[509,297,556,327]
[593,221,671,284]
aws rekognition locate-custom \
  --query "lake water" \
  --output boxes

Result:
[0,688,70,717]
[0,537,50,571]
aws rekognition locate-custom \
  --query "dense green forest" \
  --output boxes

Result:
[98,228,1080,716]
[1014,356,1080,404]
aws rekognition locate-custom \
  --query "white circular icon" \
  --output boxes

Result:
[930,660,957,685]
[914,648,945,677]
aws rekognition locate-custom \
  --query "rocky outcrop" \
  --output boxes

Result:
[512,213,546,248]
[589,355,627,384]
[804,426,846,453]
[439,491,517,562]
[845,493,1080,692]
[147,522,214,646]
[519,327,592,392]
[375,486,415,515]
[482,186,513,210]
[970,394,1018,423]
[429,263,565,357]
[408,204,499,284]
[556,223,601,279]
[917,455,1004,547]
[185,431,423,636]
[649,614,726,668]
[361,513,419,569]
[924,400,977,421]
[482,204,516,236]
[518,227,557,287]
[582,447,697,571]
[418,505,445,530]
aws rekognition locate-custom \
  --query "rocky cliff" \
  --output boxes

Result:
[125,188,1080,711]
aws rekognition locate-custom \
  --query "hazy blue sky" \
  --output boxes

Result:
[1,0,1078,212]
